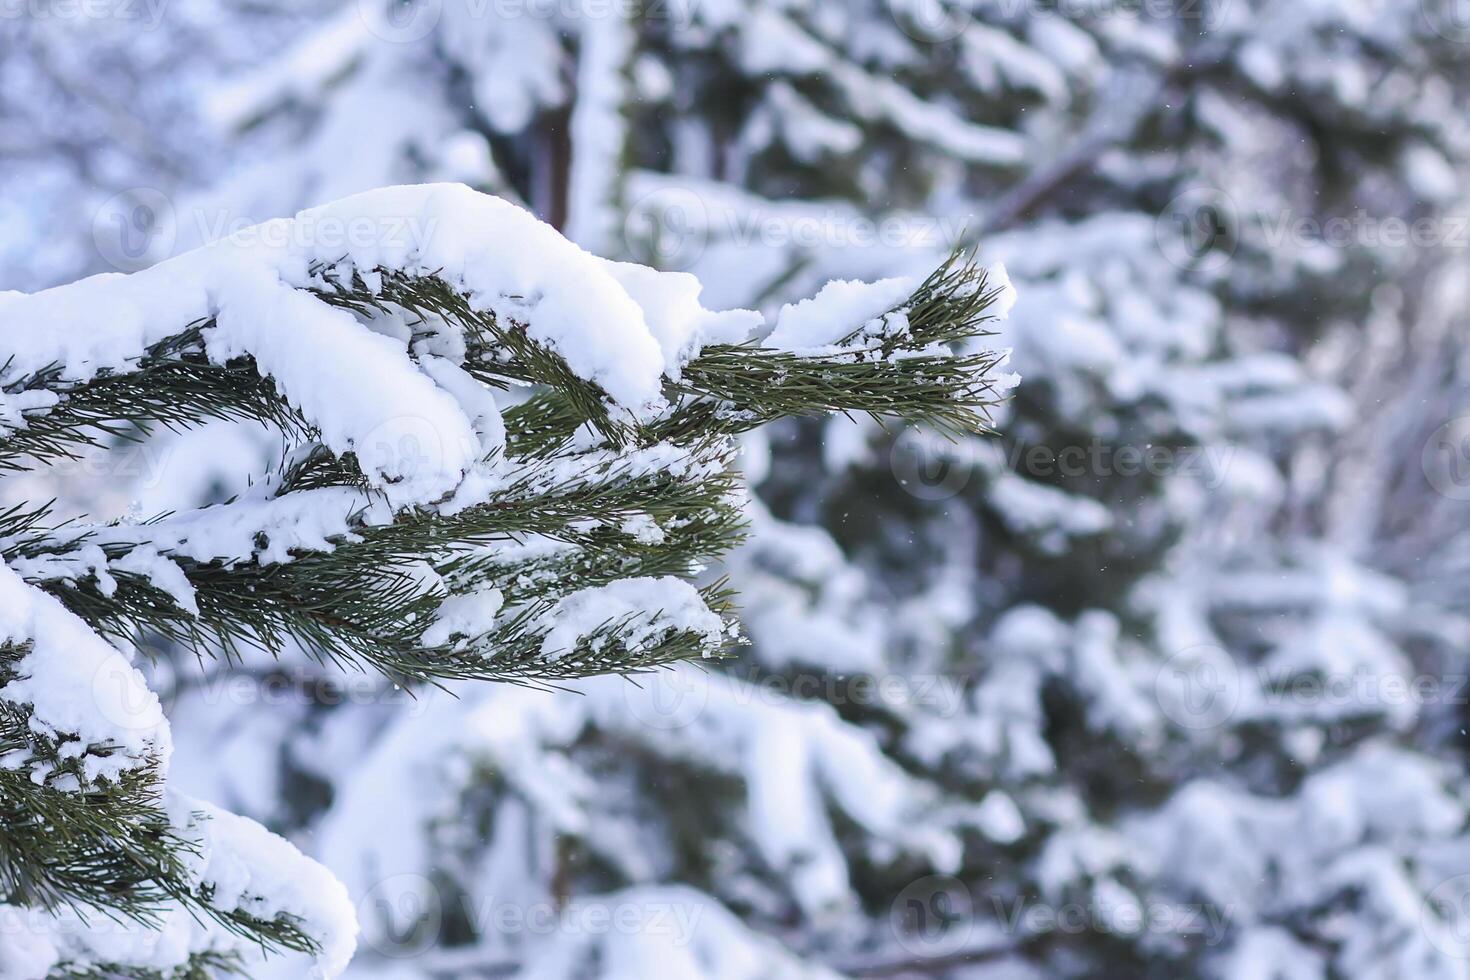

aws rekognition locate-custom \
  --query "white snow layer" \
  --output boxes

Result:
[767,275,918,352]
[0,552,356,977]
[537,577,729,662]
[0,561,169,784]
[0,184,762,504]
[0,184,1009,507]
[0,793,356,979]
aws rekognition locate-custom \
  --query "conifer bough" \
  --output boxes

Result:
[0,184,1015,978]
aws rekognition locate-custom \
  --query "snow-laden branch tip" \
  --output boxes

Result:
[0,184,1015,506]
[0,182,1018,978]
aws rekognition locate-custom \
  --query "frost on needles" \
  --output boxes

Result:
[0,183,1014,978]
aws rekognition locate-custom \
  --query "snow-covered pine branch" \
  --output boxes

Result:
[0,183,1014,977]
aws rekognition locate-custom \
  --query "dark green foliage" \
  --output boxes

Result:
[0,326,307,473]
[0,653,319,967]
[0,252,1007,972]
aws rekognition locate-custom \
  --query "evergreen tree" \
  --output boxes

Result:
[0,184,1012,977]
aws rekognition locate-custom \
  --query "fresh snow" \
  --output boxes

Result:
[0,185,770,506]
[0,793,357,979]
[0,562,169,784]
[766,276,918,352]
[538,577,728,662]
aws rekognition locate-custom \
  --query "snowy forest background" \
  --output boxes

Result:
[6,0,1470,976]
